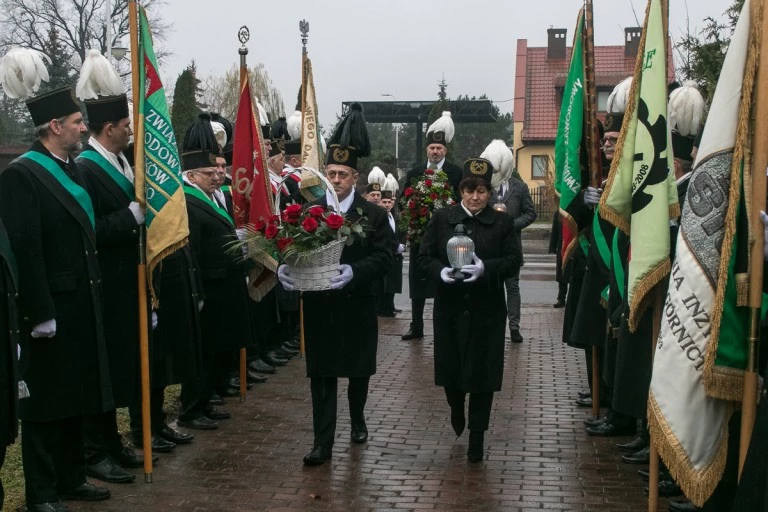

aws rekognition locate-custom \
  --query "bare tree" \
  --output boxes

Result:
[0,0,171,70]
[199,63,284,124]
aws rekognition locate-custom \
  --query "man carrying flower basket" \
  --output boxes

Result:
[400,112,461,341]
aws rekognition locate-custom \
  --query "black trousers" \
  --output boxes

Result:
[310,376,369,449]
[557,282,568,302]
[411,298,425,332]
[21,417,86,505]
[128,386,167,444]
[444,387,494,431]
[180,351,230,421]
[82,408,126,464]
[379,293,396,314]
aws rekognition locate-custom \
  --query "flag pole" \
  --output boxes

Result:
[129,0,153,483]
[298,20,310,358]
[740,0,768,479]
[237,28,250,403]
[583,0,602,423]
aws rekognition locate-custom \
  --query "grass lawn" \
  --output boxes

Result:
[1,385,181,512]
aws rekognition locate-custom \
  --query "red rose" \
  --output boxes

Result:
[302,217,319,233]
[326,213,344,230]
[430,192,438,200]
[419,207,429,217]
[444,183,451,190]
[282,204,302,223]
[252,219,266,233]
[268,214,280,223]
[408,200,416,210]
[265,224,278,239]
[404,187,414,198]
[424,168,435,175]
[307,205,325,218]
[276,237,294,252]
[424,179,433,187]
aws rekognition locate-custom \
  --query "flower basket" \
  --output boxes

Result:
[284,237,348,291]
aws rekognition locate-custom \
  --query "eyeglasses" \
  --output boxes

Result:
[194,170,218,178]
[326,170,353,180]
[602,136,619,146]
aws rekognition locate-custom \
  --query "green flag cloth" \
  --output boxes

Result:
[598,0,679,331]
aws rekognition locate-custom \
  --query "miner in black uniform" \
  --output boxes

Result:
[419,156,521,462]
[402,111,463,341]
[0,217,19,511]
[277,104,392,466]
[377,174,405,317]
[74,51,145,483]
[0,51,112,510]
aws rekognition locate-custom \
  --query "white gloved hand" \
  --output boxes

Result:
[31,318,56,338]
[460,253,485,283]
[761,211,768,260]
[197,300,204,312]
[329,264,353,290]
[128,201,145,224]
[440,267,456,284]
[277,264,296,291]
[397,244,405,255]
[583,186,603,206]
[151,311,158,330]
[235,228,248,241]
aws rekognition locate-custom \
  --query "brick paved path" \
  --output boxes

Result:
[78,253,668,512]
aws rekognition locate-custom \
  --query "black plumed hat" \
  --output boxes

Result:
[325,103,370,170]
[183,113,222,155]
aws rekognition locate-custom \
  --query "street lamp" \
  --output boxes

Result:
[111,40,128,62]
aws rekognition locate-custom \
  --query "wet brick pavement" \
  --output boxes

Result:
[77,249,668,512]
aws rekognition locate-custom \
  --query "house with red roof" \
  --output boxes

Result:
[513,27,674,186]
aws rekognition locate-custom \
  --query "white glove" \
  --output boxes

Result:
[197,300,204,312]
[128,202,145,224]
[397,244,405,255]
[277,264,296,291]
[31,318,56,338]
[329,264,353,290]
[583,186,603,206]
[440,267,456,284]
[461,253,485,283]
[761,211,768,260]
[235,228,247,241]
[151,311,158,330]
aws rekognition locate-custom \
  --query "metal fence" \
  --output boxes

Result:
[530,185,555,222]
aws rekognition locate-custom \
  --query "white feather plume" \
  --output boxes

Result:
[368,166,386,185]
[76,49,124,100]
[606,76,633,114]
[254,96,269,127]
[211,121,227,149]
[669,80,706,137]
[383,173,399,193]
[0,48,51,99]
[426,111,455,143]
[481,140,514,190]
[287,110,302,140]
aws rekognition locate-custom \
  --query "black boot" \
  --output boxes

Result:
[467,430,484,463]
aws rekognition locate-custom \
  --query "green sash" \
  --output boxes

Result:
[184,185,234,226]
[612,230,625,300]
[21,151,95,229]
[578,233,589,256]
[220,185,231,194]
[592,206,611,269]
[77,150,134,200]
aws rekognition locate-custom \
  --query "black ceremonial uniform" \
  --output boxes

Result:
[0,141,113,504]
[0,218,19,510]
[378,209,404,315]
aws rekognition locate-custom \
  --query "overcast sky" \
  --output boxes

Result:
[157,0,733,128]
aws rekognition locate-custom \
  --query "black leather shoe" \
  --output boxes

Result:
[85,457,136,484]
[467,431,484,463]
[668,500,702,511]
[578,390,591,399]
[208,394,225,405]
[637,468,671,482]
[583,415,607,427]
[247,370,268,384]
[248,359,276,374]
[178,416,218,430]
[553,300,566,308]
[576,396,610,408]
[509,329,523,343]
[273,347,296,359]
[622,446,650,464]
[279,343,300,356]
[205,407,231,420]
[226,376,252,391]
[303,446,332,466]
[150,436,176,452]
[111,446,150,468]
[586,421,635,437]
[158,426,194,445]
[60,483,110,501]
[644,479,683,498]
[617,435,647,453]
[450,406,466,437]
[378,311,396,317]
[284,339,300,349]
[351,425,368,444]
[263,351,288,366]
[26,502,71,512]
[401,329,423,341]
[216,386,240,397]
[394,308,402,313]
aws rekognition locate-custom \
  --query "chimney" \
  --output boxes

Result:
[625,27,642,57]
[547,28,567,60]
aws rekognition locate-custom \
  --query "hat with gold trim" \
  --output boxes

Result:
[462,157,494,185]
[325,102,371,170]
[181,149,219,171]
[426,111,455,147]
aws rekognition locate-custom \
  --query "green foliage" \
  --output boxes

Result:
[675,0,745,104]
[171,63,202,154]
[39,26,74,94]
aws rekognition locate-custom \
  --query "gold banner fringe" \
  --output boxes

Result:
[702,0,762,399]
[628,259,670,332]
[648,393,730,508]
[705,366,746,402]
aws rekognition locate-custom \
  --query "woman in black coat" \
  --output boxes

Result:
[419,158,522,462]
